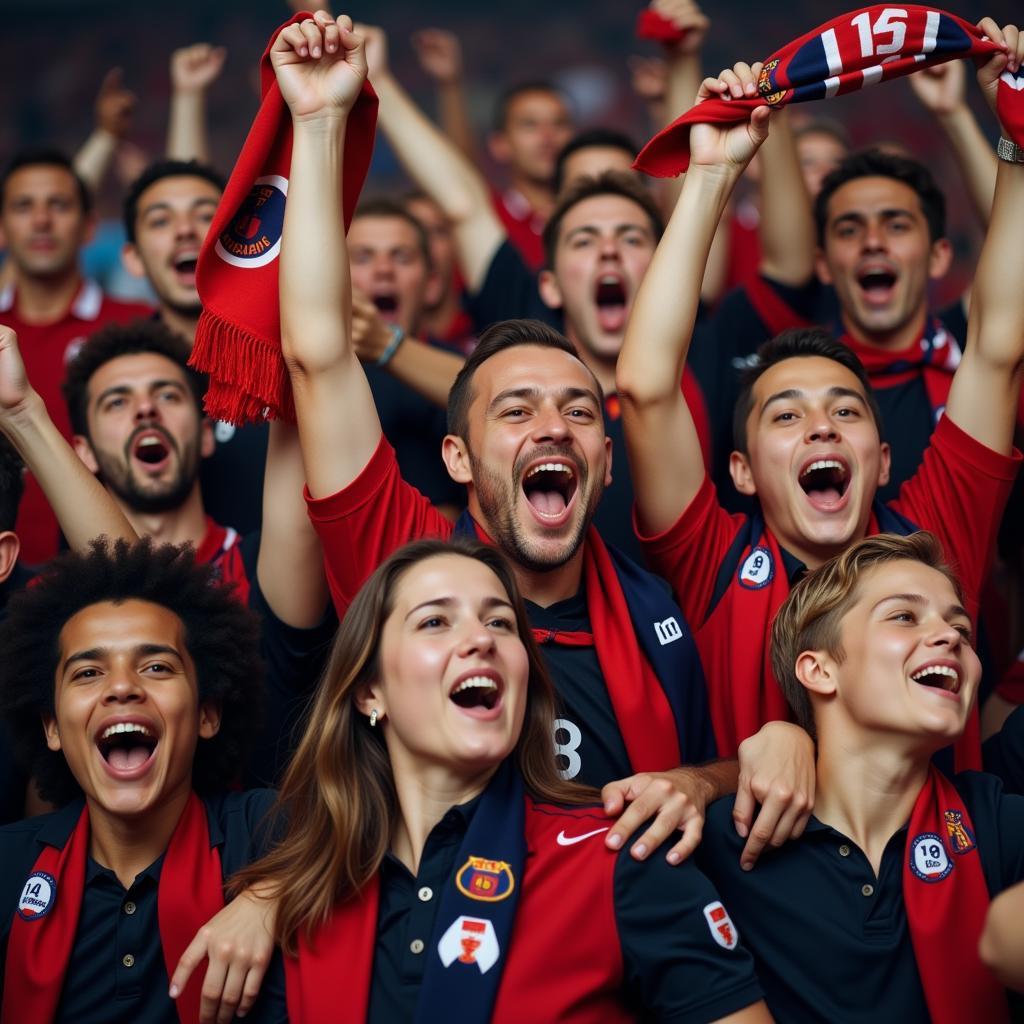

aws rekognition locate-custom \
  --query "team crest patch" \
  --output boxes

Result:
[437,916,500,973]
[944,810,976,855]
[703,901,738,950]
[17,872,57,920]
[455,856,515,902]
[910,832,953,882]
[738,547,774,590]
[757,58,788,105]
[214,175,288,269]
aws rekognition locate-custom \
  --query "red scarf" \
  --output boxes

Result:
[635,9,689,45]
[904,766,1008,1023]
[635,6,1024,177]
[190,13,378,425]
[2,793,224,1024]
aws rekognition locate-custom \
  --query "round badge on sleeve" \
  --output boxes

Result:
[214,175,288,269]
[909,833,953,883]
[17,871,57,920]
[738,547,774,590]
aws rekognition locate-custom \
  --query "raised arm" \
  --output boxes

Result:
[617,64,771,535]
[167,43,227,163]
[274,12,382,500]
[360,24,505,292]
[73,69,136,195]
[944,21,1024,455]
[0,326,136,549]
[411,28,477,163]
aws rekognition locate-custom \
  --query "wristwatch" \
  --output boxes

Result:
[996,137,1024,164]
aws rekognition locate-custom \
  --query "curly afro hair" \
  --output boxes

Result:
[0,537,264,805]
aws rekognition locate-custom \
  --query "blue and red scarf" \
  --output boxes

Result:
[635,6,1024,177]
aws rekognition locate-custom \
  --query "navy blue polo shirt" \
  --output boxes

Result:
[0,790,287,1024]
[368,791,763,1023]
[698,771,1024,1022]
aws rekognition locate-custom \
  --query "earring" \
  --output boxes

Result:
[369,709,379,728]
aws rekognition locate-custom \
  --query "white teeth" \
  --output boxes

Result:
[911,665,959,690]
[137,437,162,448]
[599,275,621,284]
[801,459,844,477]
[100,722,153,741]
[526,463,574,479]
[452,676,499,695]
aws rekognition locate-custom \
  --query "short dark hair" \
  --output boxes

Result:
[732,327,885,454]
[794,117,850,150]
[0,148,91,215]
[493,80,570,132]
[0,436,24,533]
[542,170,664,270]
[814,147,946,246]
[554,128,638,194]
[447,318,597,439]
[62,319,206,439]
[352,195,432,271]
[123,159,225,243]
[0,537,264,805]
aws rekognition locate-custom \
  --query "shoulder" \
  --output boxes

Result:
[204,788,278,832]
[98,295,154,322]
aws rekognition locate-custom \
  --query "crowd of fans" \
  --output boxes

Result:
[2,1,1024,1021]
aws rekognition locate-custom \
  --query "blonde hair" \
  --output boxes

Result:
[770,532,963,737]
[231,538,596,954]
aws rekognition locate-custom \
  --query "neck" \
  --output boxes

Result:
[13,268,81,325]
[389,757,497,875]
[841,305,927,353]
[119,483,208,547]
[813,727,930,873]
[159,305,199,347]
[508,176,555,220]
[86,783,192,889]
[513,547,585,608]
[421,292,463,342]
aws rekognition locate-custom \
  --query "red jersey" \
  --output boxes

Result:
[0,280,152,562]
[491,188,546,272]
[639,415,1020,757]
[194,516,250,605]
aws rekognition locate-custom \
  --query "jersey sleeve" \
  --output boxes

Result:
[613,841,764,1022]
[637,475,746,627]
[304,436,455,616]
[888,414,1021,615]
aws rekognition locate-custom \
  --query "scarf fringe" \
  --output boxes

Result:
[189,309,296,425]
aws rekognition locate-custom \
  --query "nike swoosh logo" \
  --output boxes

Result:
[556,827,610,846]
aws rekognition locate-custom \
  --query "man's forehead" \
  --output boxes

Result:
[88,352,188,396]
[138,175,222,213]
[507,90,568,120]
[349,215,420,247]
[752,355,867,404]
[826,175,923,221]
[60,598,185,652]
[476,344,595,396]
[4,164,78,199]
[560,193,651,234]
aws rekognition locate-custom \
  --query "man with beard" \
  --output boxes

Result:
[268,10,813,871]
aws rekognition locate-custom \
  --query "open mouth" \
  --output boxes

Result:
[522,461,579,522]
[372,293,398,315]
[133,434,170,466]
[97,722,158,772]
[594,276,627,332]
[910,664,961,696]
[799,458,850,509]
[856,268,897,303]
[172,252,199,283]
[450,675,502,712]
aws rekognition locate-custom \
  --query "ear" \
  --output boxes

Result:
[72,434,100,475]
[537,269,563,312]
[0,531,20,584]
[814,247,833,285]
[794,649,838,697]
[42,713,61,753]
[354,681,386,721]
[603,435,613,488]
[197,701,221,740]
[81,213,97,248]
[422,266,444,310]
[121,242,147,280]
[488,132,512,166]
[877,441,891,489]
[729,449,758,496]
[442,433,473,485]
[200,417,215,460]
[927,237,953,281]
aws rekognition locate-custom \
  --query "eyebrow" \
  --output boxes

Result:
[404,595,516,621]
[831,207,916,228]
[94,378,187,408]
[563,222,652,242]
[871,592,971,623]
[486,385,601,414]
[140,197,218,218]
[760,385,866,416]
[62,643,183,672]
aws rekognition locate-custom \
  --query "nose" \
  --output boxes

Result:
[531,403,571,444]
[805,418,839,443]
[101,664,145,704]
[925,616,964,650]
[371,252,395,279]
[862,219,885,252]
[175,214,199,241]
[457,618,497,658]
[134,395,159,423]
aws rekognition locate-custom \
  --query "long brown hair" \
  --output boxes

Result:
[232,537,596,954]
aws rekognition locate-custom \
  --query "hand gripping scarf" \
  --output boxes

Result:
[904,766,1009,1023]
[189,13,378,425]
[2,793,223,1024]
[635,6,1024,177]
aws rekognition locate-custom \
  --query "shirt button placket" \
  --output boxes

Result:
[122,953,135,968]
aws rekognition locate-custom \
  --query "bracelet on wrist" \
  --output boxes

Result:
[376,325,406,367]
[997,137,1024,164]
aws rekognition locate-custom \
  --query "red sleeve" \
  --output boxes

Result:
[888,415,1021,614]
[305,436,454,615]
[636,474,746,627]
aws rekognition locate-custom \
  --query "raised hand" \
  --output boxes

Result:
[628,55,668,104]
[688,61,771,170]
[909,58,966,116]
[350,289,392,363]
[171,43,228,94]
[411,28,462,84]
[95,68,136,140]
[0,326,34,418]
[652,0,710,55]
[975,18,1023,121]
[355,23,388,82]
[270,10,367,120]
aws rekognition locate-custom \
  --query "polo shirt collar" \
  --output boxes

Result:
[0,279,103,321]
